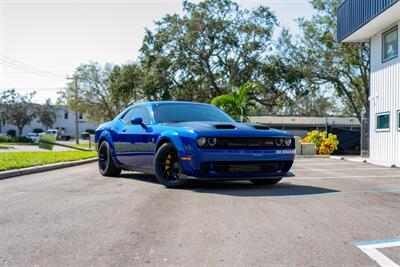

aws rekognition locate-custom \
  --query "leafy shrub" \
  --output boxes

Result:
[302,130,339,155]
[0,136,12,143]
[14,136,34,143]
[0,135,33,143]
[33,128,43,134]
[7,129,16,137]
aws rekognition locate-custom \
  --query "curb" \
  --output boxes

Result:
[0,158,97,180]
[296,155,330,158]
[330,156,397,168]
[330,156,344,160]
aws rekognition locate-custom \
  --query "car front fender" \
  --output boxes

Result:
[157,130,188,155]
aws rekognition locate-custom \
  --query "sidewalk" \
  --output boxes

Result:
[330,155,397,168]
[0,144,74,153]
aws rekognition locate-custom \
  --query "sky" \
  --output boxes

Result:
[0,0,315,103]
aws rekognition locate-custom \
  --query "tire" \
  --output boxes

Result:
[249,177,282,185]
[154,143,190,188]
[98,141,122,177]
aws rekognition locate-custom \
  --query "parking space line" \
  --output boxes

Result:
[354,238,400,267]
[272,188,400,199]
[289,175,400,180]
[294,162,365,166]
[293,167,397,171]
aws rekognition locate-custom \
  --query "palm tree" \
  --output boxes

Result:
[211,83,259,122]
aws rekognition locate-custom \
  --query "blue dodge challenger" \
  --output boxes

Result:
[95,101,295,188]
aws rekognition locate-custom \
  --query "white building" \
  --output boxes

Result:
[338,0,400,166]
[1,107,98,137]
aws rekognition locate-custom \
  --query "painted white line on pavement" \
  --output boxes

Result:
[288,175,400,180]
[354,238,400,267]
[293,167,397,171]
[294,162,366,166]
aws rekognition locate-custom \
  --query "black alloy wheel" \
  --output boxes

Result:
[98,141,122,177]
[154,143,190,188]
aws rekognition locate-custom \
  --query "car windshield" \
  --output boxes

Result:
[156,104,234,123]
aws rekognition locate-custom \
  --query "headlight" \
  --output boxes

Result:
[275,138,284,147]
[284,138,292,147]
[207,137,217,147]
[197,137,206,147]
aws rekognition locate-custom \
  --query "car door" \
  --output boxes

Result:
[116,106,156,171]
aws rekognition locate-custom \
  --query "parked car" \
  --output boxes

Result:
[46,129,58,139]
[46,129,72,141]
[95,101,295,188]
[25,133,41,142]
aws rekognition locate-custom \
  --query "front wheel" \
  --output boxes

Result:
[98,141,122,177]
[154,143,190,188]
[249,178,282,185]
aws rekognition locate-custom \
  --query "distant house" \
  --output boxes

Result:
[1,106,98,137]
[249,116,360,137]
[249,116,361,154]
[337,0,399,166]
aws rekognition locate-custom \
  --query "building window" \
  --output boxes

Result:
[398,111,400,131]
[79,113,83,120]
[376,113,390,131]
[382,26,398,62]
[64,112,68,119]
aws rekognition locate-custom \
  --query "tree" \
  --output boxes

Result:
[1,89,37,136]
[285,0,369,120]
[37,99,57,130]
[0,93,7,133]
[140,0,296,105]
[211,83,259,122]
[58,62,143,123]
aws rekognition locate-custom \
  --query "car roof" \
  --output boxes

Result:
[129,101,213,109]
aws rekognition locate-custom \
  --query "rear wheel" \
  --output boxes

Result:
[249,178,282,185]
[154,143,190,188]
[98,141,121,177]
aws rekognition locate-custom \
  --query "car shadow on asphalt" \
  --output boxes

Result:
[188,182,339,197]
[119,172,339,197]
[119,173,160,184]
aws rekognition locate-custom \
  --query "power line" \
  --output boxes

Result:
[0,54,66,77]
[0,87,67,90]
[0,54,67,78]
[0,60,66,79]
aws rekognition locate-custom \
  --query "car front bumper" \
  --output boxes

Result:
[179,148,295,180]
[180,171,295,181]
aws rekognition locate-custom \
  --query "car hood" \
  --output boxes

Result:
[162,121,292,138]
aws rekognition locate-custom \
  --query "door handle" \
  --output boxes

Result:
[122,128,127,132]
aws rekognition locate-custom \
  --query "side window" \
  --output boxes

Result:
[376,112,390,131]
[131,107,152,124]
[382,26,398,62]
[120,108,134,123]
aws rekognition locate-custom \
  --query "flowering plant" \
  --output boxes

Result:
[301,130,339,155]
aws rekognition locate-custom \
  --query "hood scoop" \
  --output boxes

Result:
[214,124,236,129]
[253,124,270,130]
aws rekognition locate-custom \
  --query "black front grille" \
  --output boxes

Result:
[201,161,291,175]
[209,137,293,149]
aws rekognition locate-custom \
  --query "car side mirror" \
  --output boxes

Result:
[130,117,147,129]
[130,117,143,125]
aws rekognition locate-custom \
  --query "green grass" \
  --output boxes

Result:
[70,143,94,149]
[0,143,36,146]
[0,151,97,171]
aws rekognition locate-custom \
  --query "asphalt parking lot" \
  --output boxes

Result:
[1,157,400,266]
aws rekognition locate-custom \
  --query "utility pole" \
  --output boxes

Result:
[66,75,80,144]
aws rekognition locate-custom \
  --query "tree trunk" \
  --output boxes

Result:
[18,127,23,137]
